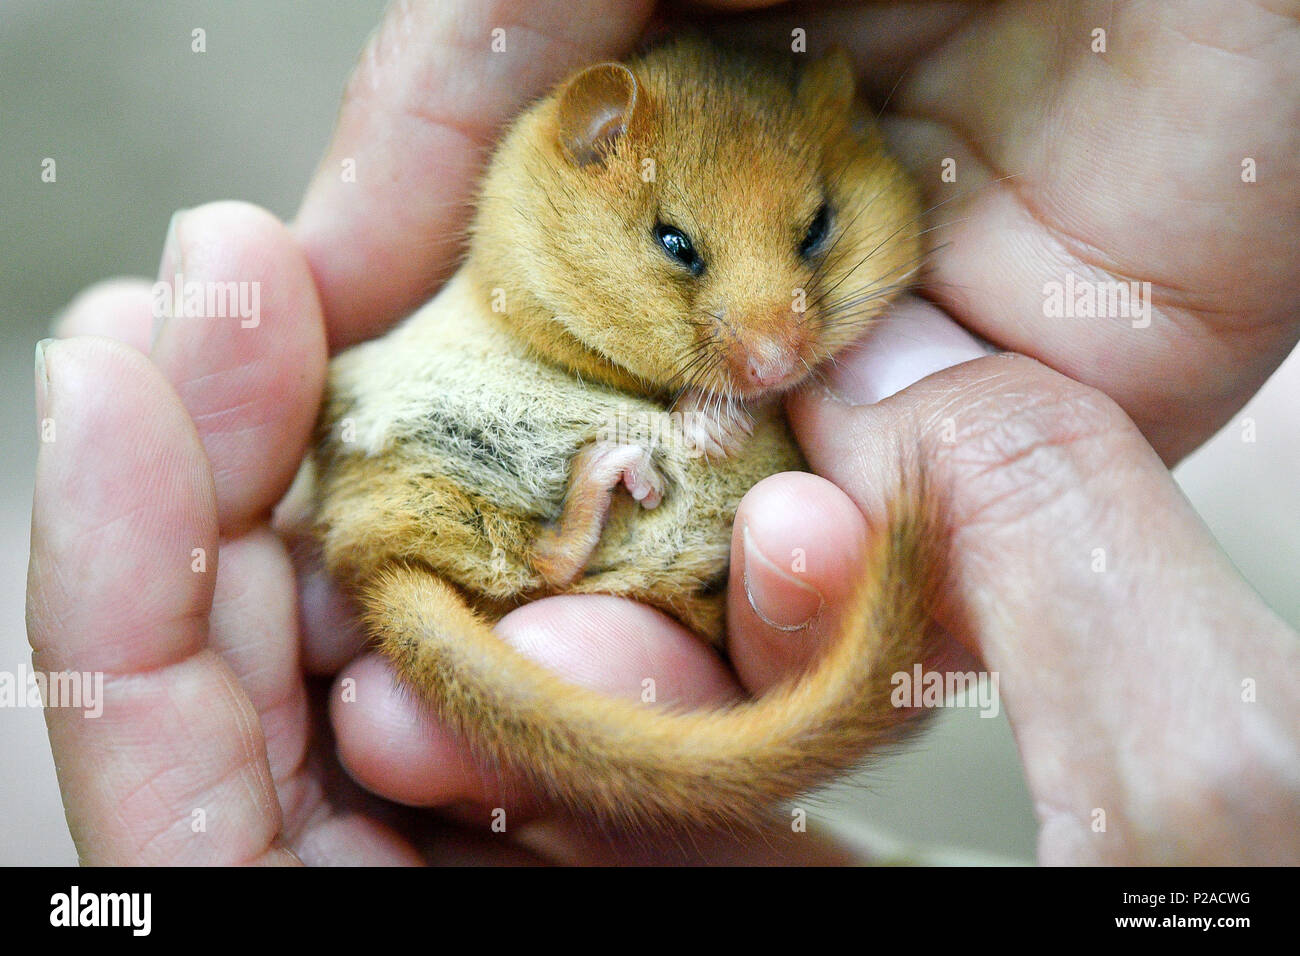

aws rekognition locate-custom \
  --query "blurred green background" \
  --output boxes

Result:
[1,1,1296,865]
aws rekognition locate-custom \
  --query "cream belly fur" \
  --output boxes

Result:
[313,270,804,638]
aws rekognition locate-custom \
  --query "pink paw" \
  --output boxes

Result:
[533,441,667,589]
[599,443,663,509]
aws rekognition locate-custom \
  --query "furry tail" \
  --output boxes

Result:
[362,487,940,829]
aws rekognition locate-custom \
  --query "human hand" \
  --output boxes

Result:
[296,0,1298,861]
[30,0,1299,865]
[27,0,867,865]
[786,295,1300,864]
[714,0,1300,861]
[704,0,1300,462]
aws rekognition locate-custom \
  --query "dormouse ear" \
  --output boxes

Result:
[796,46,856,116]
[556,62,639,167]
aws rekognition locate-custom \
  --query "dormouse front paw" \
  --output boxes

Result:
[532,441,665,589]
[672,389,754,461]
[607,442,664,509]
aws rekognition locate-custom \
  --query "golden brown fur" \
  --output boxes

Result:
[310,36,935,828]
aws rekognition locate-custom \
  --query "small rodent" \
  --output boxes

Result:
[310,35,937,828]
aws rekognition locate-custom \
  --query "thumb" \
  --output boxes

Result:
[26,338,295,865]
[788,297,1300,865]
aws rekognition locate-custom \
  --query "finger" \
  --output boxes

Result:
[787,294,988,524]
[728,298,988,691]
[150,201,328,536]
[788,307,1300,864]
[495,594,739,705]
[294,542,369,675]
[293,0,653,350]
[819,294,996,402]
[147,201,330,809]
[289,815,427,867]
[270,463,369,675]
[331,594,741,812]
[872,3,1300,462]
[725,472,870,694]
[52,278,155,352]
[27,338,293,865]
[330,652,491,810]
[205,527,308,784]
[684,1,978,99]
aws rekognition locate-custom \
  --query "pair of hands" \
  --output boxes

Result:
[28,0,1300,864]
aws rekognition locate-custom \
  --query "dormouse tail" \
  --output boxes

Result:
[361,487,941,829]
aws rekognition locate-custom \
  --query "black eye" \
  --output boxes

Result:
[654,223,704,276]
[800,203,832,258]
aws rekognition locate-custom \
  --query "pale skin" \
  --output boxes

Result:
[30,0,1299,863]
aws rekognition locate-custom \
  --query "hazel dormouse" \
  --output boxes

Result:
[310,36,938,828]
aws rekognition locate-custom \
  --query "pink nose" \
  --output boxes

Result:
[742,344,799,388]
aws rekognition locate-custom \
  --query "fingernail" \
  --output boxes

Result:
[34,338,54,428]
[824,300,994,406]
[742,524,823,631]
[152,209,189,349]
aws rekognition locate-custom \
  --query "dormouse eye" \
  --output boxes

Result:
[799,203,832,258]
[654,223,704,276]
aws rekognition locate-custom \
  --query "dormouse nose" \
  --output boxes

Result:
[726,327,807,391]
[745,347,796,388]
